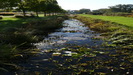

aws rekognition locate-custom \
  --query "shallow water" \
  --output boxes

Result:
[5,19,133,75]
[35,19,103,50]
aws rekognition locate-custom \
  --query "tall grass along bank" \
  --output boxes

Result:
[74,15,133,49]
[0,15,68,72]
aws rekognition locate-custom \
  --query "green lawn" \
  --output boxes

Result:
[0,15,50,31]
[79,14,133,29]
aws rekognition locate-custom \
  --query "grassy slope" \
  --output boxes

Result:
[0,14,47,31]
[79,14,133,29]
[75,15,133,49]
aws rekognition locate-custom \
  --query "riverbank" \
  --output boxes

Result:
[73,15,133,49]
[12,19,133,75]
[0,15,68,72]
[1,17,133,74]
[0,15,65,32]
[79,14,133,29]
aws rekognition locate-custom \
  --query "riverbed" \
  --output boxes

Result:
[6,19,133,75]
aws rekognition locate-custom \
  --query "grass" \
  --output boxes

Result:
[0,15,52,31]
[79,14,133,29]
[0,15,66,49]
[0,14,67,72]
[74,15,133,49]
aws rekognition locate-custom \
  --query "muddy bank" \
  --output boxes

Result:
[0,16,68,72]
[73,15,133,49]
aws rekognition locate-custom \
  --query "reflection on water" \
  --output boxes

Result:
[35,19,103,50]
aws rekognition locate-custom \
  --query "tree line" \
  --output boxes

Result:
[0,0,65,17]
[92,4,133,15]
[67,4,133,15]
[67,9,91,14]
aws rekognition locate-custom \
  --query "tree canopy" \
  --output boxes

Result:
[109,4,133,13]
[0,0,64,17]
[67,9,91,14]
[91,4,133,15]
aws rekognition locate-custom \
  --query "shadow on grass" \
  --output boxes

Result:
[0,17,52,32]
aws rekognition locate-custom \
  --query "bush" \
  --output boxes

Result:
[103,12,133,17]
[0,16,2,19]
[0,32,38,49]
[0,12,14,16]
[2,27,18,32]
[14,14,24,18]
[15,14,35,18]
[0,44,18,58]
[74,15,133,49]
[25,14,35,18]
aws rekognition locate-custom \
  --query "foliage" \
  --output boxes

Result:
[109,4,133,13]
[0,15,68,72]
[92,9,111,15]
[67,9,91,14]
[91,4,133,16]
[0,0,64,17]
[0,16,3,19]
[78,9,91,14]
[0,0,18,11]
[0,44,18,58]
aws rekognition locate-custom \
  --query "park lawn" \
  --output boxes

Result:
[79,14,133,29]
[0,15,50,31]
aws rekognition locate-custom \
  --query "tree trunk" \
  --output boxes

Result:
[48,13,51,16]
[44,11,47,17]
[21,5,26,17]
[53,13,55,16]
[36,11,39,17]
[54,13,56,15]
[51,13,53,16]
[22,8,26,17]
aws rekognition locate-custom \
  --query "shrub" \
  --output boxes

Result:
[14,14,24,18]
[0,32,38,49]
[2,27,18,32]
[0,44,18,58]
[0,16,2,19]
[25,14,35,18]
[0,12,14,16]
[74,15,133,49]
[15,13,35,18]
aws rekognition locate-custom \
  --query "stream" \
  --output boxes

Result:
[6,19,133,75]
[35,19,103,49]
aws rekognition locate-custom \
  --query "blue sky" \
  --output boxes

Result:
[57,0,133,10]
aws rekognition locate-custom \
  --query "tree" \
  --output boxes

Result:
[17,0,29,17]
[78,9,91,14]
[40,0,47,16]
[40,0,63,16]
[0,0,5,10]
[45,0,58,16]
[53,5,63,15]
[109,4,133,13]
[0,0,64,17]
[26,0,41,17]
[0,0,18,11]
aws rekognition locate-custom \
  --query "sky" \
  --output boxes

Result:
[57,0,133,10]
